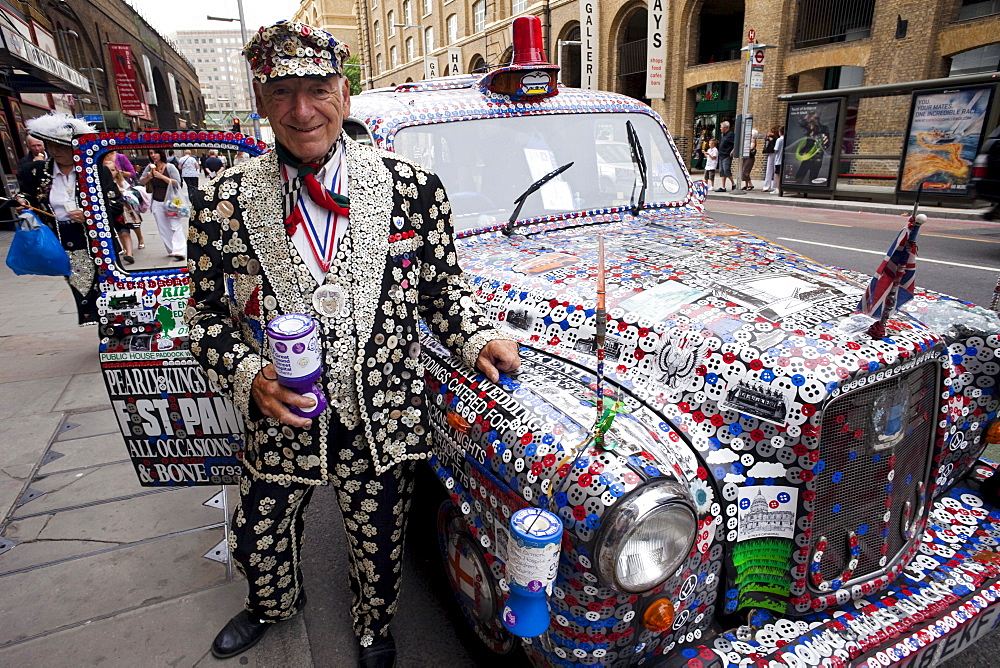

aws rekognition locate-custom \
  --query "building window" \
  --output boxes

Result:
[958,0,1000,20]
[473,0,486,33]
[374,21,381,45]
[403,0,413,24]
[793,0,875,49]
[512,0,526,15]
[424,26,434,53]
[424,0,433,16]
[823,65,865,89]
[949,43,1000,76]
[388,11,396,36]
[406,36,415,61]
[376,52,383,73]
[447,14,458,44]
[390,45,399,68]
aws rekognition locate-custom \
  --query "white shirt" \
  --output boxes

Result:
[178,154,200,177]
[48,166,78,221]
[282,144,350,285]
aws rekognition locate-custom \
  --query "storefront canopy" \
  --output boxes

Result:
[0,25,90,95]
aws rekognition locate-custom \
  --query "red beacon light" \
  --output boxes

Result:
[479,15,559,101]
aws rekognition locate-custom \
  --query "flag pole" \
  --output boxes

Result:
[867,183,925,339]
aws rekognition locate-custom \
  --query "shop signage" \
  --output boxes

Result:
[645,0,666,99]
[423,55,439,80]
[580,1,599,89]
[446,47,462,76]
[0,25,90,92]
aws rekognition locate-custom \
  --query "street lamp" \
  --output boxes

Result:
[207,2,261,140]
[79,67,107,131]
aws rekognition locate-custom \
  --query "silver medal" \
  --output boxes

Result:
[312,283,345,317]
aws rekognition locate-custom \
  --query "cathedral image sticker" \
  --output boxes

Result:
[737,486,797,541]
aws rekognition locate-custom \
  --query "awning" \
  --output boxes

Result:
[0,25,90,95]
[778,71,1000,101]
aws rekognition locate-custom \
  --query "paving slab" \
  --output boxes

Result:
[39,432,130,475]
[0,580,253,667]
[0,536,119,575]
[54,408,119,442]
[28,485,224,544]
[24,461,146,512]
[0,528,227,646]
[0,375,71,421]
[53,371,111,413]
[0,469,27,521]
[0,330,99,381]
[0,412,60,472]
[0,311,81,337]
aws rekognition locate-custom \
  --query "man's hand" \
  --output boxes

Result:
[476,339,520,383]
[251,364,315,429]
[66,209,85,223]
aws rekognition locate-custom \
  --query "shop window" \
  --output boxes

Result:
[696,0,743,65]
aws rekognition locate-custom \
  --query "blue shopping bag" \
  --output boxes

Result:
[5,211,71,276]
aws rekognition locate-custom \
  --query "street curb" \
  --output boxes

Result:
[703,190,993,222]
[255,612,314,667]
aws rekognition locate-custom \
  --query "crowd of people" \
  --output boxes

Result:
[699,122,784,194]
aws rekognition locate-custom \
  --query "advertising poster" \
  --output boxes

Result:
[108,43,146,116]
[101,351,244,486]
[898,85,994,195]
[781,98,842,191]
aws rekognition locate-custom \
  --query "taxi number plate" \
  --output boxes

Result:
[900,600,1000,667]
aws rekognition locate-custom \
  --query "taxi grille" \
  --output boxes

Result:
[810,361,939,588]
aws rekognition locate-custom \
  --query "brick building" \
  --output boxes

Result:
[295,0,1000,184]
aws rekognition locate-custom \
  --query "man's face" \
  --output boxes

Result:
[27,137,44,155]
[255,75,350,163]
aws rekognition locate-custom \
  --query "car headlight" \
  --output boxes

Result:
[595,479,697,593]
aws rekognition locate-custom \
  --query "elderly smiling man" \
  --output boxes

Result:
[186,20,520,668]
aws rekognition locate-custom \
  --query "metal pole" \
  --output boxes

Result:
[83,68,107,132]
[235,0,262,140]
[220,483,233,582]
[738,45,752,188]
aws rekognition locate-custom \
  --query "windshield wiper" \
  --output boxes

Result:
[501,161,574,236]
[626,120,647,215]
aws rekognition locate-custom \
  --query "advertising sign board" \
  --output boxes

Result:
[781,98,843,192]
[645,0,666,99]
[897,85,995,196]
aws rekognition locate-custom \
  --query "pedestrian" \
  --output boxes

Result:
[187,20,520,667]
[741,132,757,190]
[106,150,144,248]
[704,138,719,189]
[717,120,735,192]
[102,154,139,265]
[15,112,122,324]
[773,126,785,192]
[166,149,180,168]
[762,125,779,192]
[178,149,201,201]
[15,133,47,185]
[139,148,185,261]
[203,149,223,178]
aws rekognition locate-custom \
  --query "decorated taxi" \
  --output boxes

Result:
[65,15,1000,668]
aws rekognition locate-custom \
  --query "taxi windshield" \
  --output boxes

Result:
[391,112,688,231]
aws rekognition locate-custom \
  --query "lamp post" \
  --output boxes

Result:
[79,67,107,131]
[208,2,261,140]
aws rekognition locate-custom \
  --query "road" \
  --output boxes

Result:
[298,200,998,667]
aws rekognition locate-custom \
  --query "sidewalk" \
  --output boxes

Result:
[696,175,996,221]
[0,222,312,666]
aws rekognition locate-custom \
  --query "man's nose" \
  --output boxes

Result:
[288,91,317,119]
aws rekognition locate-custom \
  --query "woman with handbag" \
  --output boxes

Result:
[15,112,123,325]
[139,148,185,261]
[103,154,140,264]
[105,150,145,249]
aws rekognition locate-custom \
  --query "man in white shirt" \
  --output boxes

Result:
[177,149,201,200]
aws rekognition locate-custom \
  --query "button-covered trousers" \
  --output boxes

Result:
[228,428,416,645]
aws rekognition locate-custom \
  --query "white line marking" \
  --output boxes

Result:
[776,237,1000,272]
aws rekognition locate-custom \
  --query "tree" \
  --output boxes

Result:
[345,55,363,95]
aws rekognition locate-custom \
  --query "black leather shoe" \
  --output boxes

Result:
[211,591,307,659]
[211,611,270,659]
[358,631,397,668]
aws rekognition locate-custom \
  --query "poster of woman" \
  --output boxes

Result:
[898,85,994,195]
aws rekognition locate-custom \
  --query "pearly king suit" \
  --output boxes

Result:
[187,133,505,643]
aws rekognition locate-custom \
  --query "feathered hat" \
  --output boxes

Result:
[25,112,96,146]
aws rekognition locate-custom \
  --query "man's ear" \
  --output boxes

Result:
[340,75,351,116]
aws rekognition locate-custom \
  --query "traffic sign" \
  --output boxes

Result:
[747,29,756,43]
[754,48,765,64]
[83,114,102,122]
[249,112,261,119]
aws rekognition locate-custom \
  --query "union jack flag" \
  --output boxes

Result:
[857,216,922,320]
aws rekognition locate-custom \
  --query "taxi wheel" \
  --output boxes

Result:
[437,499,527,662]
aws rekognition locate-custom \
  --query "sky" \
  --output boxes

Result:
[126,0,302,38]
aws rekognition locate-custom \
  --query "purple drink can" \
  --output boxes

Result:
[266,313,322,384]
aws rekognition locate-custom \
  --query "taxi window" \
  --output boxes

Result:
[392,112,687,230]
